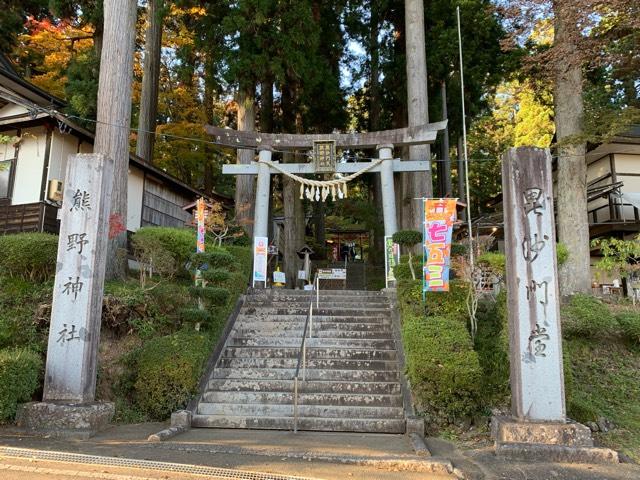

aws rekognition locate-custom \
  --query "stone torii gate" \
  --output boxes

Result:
[212,121,446,260]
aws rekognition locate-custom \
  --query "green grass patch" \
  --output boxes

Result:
[565,337,640,461]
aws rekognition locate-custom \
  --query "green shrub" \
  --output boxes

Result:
[477,252,506,276]
[402,312,483,421]
[202,268,231,284]
[131,227,195,267]
[224,246,252,274]
[0,233,58,282]
[190,250,236,271]
[451,243,467,257]
[616,311,640,345]
[561,294,618,338]
[131,233,179,279]
[425,280,471,320]
[133,331,210,420]
[180,308,212,325]
[474,294,510,406]
[0,348,42,422]
[189,286,230,306]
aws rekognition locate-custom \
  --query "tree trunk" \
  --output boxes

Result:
[235,86,256,237]
[260,80,274,133]
[95,0,136,280]
[370,1,384,259]
[136,0,163,163]
[281,81,305,288]
[369,2,381,133]
[203,65,215,196]
[404,0,432,230]
[553,0,591,295]
[440,81,452,197]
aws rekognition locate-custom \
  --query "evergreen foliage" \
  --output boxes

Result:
[0,233,58,282]
[0,348,42,423]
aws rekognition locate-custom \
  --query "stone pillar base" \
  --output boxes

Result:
[16,401,114,440]
[491,415,619,464]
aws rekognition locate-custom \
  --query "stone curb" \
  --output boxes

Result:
[496,442,620,464]
[141,442,455,474]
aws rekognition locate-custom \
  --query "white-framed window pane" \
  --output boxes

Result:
[0,159,12,198]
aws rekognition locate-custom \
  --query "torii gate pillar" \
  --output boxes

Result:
[254,148,272,240]
[378,144,398,238]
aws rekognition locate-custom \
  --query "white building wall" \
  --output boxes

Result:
[47,130,80,185]
[11,126,47,205]
[127,167,144,231]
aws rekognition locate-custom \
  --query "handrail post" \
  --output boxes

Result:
[293,377,298,433]
[309,303,313,339]
[316,275,319,308]
[302,343,307,381]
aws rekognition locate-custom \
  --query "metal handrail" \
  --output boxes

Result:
[293,272,318,433]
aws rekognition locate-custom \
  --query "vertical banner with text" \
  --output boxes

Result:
[423,199,457,292]
[253,236,268,287]
[196,198,206,253]
[384,236,400,288]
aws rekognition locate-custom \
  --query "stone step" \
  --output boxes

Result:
[234,319,393,337]
[236,314,391,324]
[222,346,398,361]
[229,337,396,349]
[233,328,392,340]
[205,379,401,394]
[201,391,403,407]
[244,300,390,308]
[210,368,400,382]
[197,402,404,419]
[191,414,405,433]
[217,357,399,370]
[260,291,387,299]
[240,307,390,317]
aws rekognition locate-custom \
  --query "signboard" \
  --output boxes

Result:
[268,245,278,255]
[298,270,307,280]
[384,236,400,288]
[423,199,457,292]
[318,268,347,280]
[273,271,286,284]
[252,236,268,287]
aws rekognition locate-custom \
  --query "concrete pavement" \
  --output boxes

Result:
[0,423,639,480]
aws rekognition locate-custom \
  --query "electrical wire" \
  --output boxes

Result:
[2,92,588,164]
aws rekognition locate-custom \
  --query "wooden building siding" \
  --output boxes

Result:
[0,201,59,235]
[141,176,191,228]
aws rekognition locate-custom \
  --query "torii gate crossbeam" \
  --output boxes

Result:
[215,122,447,286]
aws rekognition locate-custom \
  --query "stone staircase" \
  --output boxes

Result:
[192,289,406,433]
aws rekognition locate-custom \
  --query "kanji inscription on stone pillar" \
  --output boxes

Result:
[43,153,114,403]
[502,147,565,421]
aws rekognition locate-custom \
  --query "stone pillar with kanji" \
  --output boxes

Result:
[17,153,115,439]
[491,147,618,463]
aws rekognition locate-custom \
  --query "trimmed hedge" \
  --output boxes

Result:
[402,312,483,421]
[131,227,194,267]
[616,311,640,345]
[0,348,42,422]
[202,268,231,284]
[189,250,235,270]
[133,331,210,420]
[397,278,483,423]
[561,294,618,338]
[0,233,58,282]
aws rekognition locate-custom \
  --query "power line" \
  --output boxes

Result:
[3,94,590,165]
